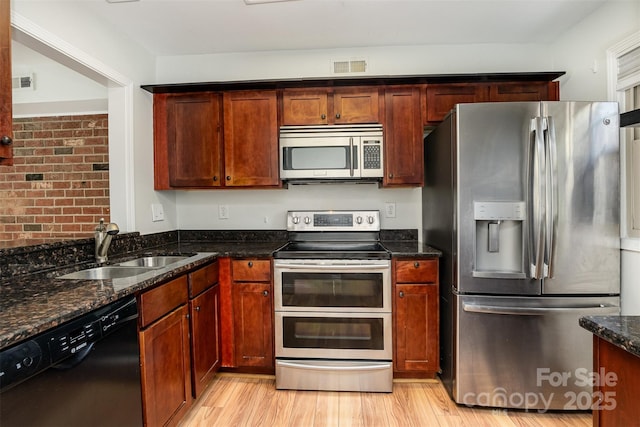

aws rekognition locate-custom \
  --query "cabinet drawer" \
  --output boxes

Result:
[139,276,188,327]
[232,259,271,282]
[189,261,219,297]
[395,259,438,283]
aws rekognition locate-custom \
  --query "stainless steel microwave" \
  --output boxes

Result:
[279,125,384,181]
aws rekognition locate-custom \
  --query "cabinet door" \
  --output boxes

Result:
[232,282,274,369]
[394,283,439,374]
[489,81,559,102]
[189,284,221,398]
[0,0,12,166]
[139,305,192,427]
[223,90,280,187]
[333,87,380,124]
[281,89,329,125]
[383,86,424,186]
[426,84,489,123]
[167,93,222,187]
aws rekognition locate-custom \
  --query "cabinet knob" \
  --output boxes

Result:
[389,173,394,179]
[226,176,231,181]
[195,306,201,312]
[262,290,269,297]
[248,261,253,267]
[335,113,341,119]
[0,135,12,146]
[399,291,405,298]
[213,176,218,181]
[321,114,326,120]
[414,261,420,268]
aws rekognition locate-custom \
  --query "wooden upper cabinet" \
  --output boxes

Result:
[281,87,380,125]
[383,86,424,187]
[426,83,489,123]
[169,93,222,187]
[0,0,13,166]
[223,90,280,187]
[426,81,560,124]
[489,81,559,102]
[153,92,222,189]
[281,89,329,125]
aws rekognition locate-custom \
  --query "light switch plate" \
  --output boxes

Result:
[151,204,165,222]
[384,202,396,218]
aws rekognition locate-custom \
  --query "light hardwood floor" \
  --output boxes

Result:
[180,374,591,427]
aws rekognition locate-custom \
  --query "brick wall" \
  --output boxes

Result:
[0,114,110,248]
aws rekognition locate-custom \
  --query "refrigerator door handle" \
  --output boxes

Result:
[462,303,610,316]
[528,117,546,279]
[545,116,558,278]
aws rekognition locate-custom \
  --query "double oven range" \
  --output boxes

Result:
[273,210,392,393]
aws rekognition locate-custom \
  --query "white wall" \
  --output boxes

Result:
[12,0,176,236]
[551,0,640,101]
[11,40,107,117]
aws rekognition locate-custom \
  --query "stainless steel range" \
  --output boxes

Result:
[273,210,392,393]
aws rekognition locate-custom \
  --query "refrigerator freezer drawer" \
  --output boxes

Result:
[454,294,619,411]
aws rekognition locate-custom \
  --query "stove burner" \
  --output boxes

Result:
[273,241,390,260]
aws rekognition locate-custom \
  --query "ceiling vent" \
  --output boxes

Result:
[12,74,34,91]
[332,59,368,74]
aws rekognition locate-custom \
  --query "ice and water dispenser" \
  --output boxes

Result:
[473,201,526,278]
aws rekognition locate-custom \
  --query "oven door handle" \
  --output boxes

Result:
[274,263,390,270]
[277,360,391,371]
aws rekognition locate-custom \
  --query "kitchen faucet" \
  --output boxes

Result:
[95,218,119,264]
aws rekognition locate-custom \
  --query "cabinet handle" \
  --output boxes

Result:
[0,135,12,146]
[226,176,231,181]
[262,290,269,297]
[389,173,394,179]
[335,113,341,119]
[248,261,253,268]
[321,114,326,120]
[399,291,405,298]
[414,261,420,268]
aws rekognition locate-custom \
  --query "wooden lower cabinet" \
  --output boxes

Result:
[592,337,640,426]
[393,258,439,378]
[138,262,221,427]
[219,257,274,372]
[231,259,274,370]
[139,304,191,427]
[188,262,221,398]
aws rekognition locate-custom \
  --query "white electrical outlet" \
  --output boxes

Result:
[151,204,165,222]
[218,205,229,219]
[384,202,396,218]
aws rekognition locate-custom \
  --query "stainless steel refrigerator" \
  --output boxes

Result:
[423,101,620,411]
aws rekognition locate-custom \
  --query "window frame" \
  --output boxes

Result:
[607,31,640,250]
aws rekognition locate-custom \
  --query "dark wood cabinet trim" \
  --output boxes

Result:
[142,72,565,94]
[0,0,13,166]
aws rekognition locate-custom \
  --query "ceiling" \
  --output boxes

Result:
[76,0,610,57]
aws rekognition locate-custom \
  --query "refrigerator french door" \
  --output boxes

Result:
[423,101,620,410]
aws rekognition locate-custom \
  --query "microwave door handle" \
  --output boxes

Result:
[349,137,355,177]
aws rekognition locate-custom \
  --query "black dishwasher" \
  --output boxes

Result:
[0,296,143,427]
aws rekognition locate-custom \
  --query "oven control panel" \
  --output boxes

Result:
[287,210,380,232]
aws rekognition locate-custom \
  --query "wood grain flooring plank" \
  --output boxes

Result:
[178,375,591,427]
[313,390,340,427]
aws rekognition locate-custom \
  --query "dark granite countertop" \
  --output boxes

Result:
[381,240,442,258]
[1,232,439,351]
[579,316,640,358]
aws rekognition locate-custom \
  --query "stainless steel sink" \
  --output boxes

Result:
[59,266,157,280]
[117,256,189,268]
